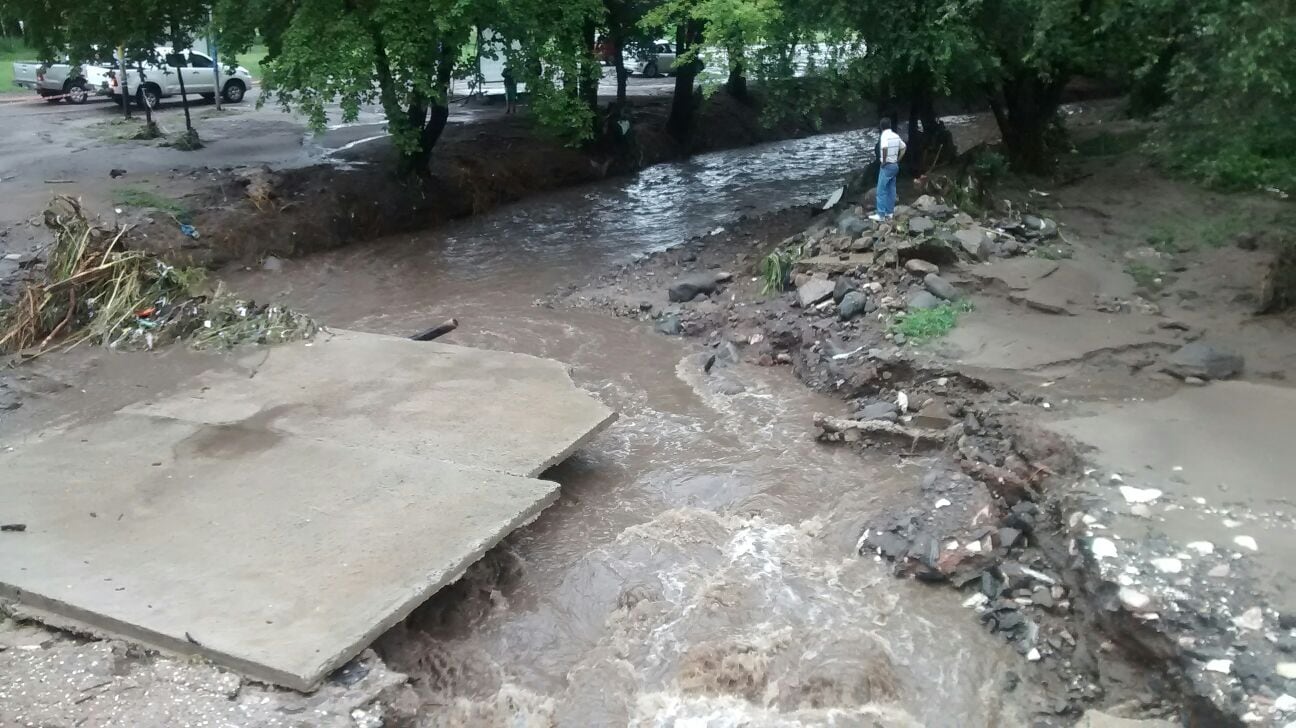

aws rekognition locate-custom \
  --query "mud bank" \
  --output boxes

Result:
[132,92,871,268]
[550,133,1296,724]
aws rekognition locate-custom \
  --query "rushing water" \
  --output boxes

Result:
[219,127,1037,726]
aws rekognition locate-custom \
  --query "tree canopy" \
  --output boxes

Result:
[2,0,1289,186]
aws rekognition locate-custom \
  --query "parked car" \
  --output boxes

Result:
[10,54,115,103]
[10,60,42,91]
[634,41,679,77]
[108,49,253,109]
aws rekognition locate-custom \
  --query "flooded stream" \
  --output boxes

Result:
[215,127,1042,725]
[0,126,1037,726]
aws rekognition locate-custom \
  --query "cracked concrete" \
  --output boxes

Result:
[0,331,616,690]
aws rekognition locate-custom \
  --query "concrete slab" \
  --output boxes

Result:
[0,414,560,690]
[0,330,617,690]
[122,330,617,478]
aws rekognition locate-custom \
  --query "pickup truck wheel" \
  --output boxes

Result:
[65,81,89,105]
[221,80,246,103]
[136,86,160,110]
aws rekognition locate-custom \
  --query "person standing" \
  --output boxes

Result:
[501,64,518,115]
[871,118,907,222]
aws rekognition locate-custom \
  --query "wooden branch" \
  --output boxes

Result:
[410,318,459,342]
[813,413,948,448]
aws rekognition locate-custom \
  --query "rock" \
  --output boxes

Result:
[796,277,836,308]
[1118,587,1152,612]
[1074,711,1176,728]
[904,258,939,276]
[837,212,870,236]
[854,401,899,422]
[838,290,871,321]
[864,531,911,559]
[1163,342,1244,380]
[710,374,747,396]
[668,273,719,303]
[1183,376,1207,386]
[997,527,1022,548]
[261,255,285,272]
[1278,662,1296,679]
[1031,586,1054,609]
[1233,606,1264,631]
[766,325,800,350]
[913,400,955,429]
[907,290,942,311]
[833,277,858,303]
[713,271,734,283]
[923,273,959,301]
[655,314,683,336]
[908,217,935,234]
[954,228,993,260]
[1022,215,1059,239]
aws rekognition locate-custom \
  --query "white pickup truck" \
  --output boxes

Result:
[107,49,253,109]
[9,56,115,103]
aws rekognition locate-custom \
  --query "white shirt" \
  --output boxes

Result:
[879,129,906,165]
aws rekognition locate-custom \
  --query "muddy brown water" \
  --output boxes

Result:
[10,126,1041,725]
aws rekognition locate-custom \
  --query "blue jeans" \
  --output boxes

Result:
[876,162,899,216]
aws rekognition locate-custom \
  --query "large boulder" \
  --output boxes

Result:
[905,259,939,276]
[955,228,993,261]
[833,276,858,303]
[1022,214,1059,239]
[838,291,872,321]
[908,216,935,234]
[923,273,959,301]
[667,273,720,302]
[796,277,836,308]
[907,290,943,311]
[836,211,870,237]
[1163,342,1244,380]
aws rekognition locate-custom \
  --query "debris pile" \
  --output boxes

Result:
[0,196,318,357]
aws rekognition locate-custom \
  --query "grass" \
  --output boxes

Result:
[0,37,37,96]
[1125,261,1165,291]
[892,302,972,342]
[112,186,191,221]
[231,43,268,79]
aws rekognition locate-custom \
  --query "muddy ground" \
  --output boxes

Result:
[548,109,1296,725]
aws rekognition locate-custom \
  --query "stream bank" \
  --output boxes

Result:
[550,113,1296,725]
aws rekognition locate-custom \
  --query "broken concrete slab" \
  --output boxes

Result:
[1,331,617,691]
[0,414,559,691]
[122,330,617,478]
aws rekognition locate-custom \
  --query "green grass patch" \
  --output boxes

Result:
[1032,245,1073,260]
[892,302,972,342]
[230,43,268,79]
[0,38,37,96]
[1124,261,1165,291]
[112,186,191,221]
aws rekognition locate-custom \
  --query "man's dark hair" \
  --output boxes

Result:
[879,118,892,131]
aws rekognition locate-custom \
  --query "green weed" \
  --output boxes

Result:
[759,247,801,295]
[1125,261,1164,290]
[1073,129,1148,158]
[112,187,191,221]
[892,302,972,342]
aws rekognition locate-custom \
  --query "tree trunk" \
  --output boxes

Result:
[177,64,193,132]
[667,20,704,142]
[988,76,1065,174]
[903,76,954,173]
[136,63,158,137]
[119,51,131,120]
[613,36,628,106]
[726,58,748,102]
[581,21,599,138]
